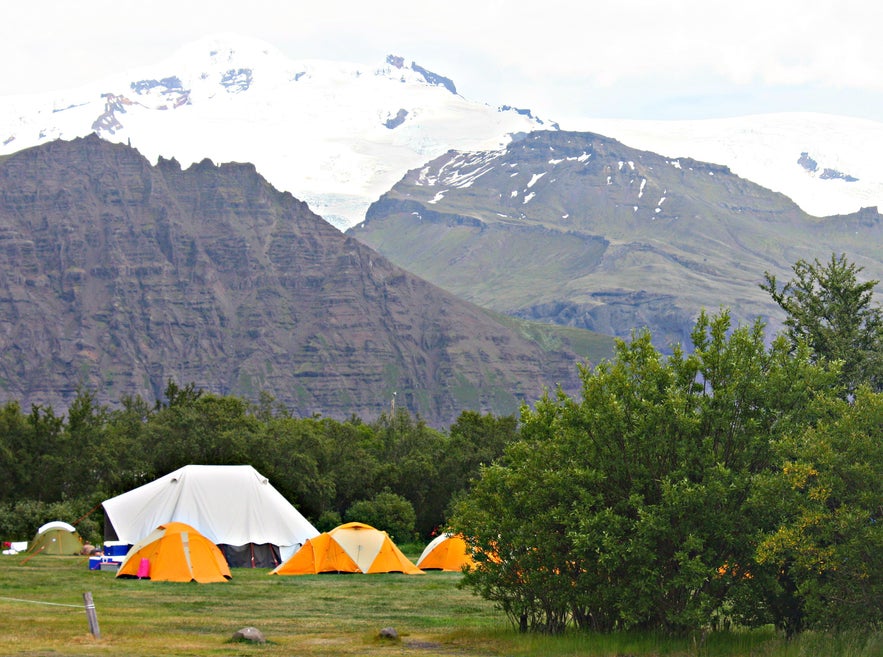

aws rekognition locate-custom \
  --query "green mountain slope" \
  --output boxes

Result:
[349,131,883,349]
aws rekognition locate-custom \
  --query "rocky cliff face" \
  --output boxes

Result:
[0,136,589,426]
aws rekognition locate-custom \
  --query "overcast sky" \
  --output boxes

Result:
[3,0,882,124]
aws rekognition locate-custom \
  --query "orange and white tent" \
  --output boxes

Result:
[271,522,423,575]
[416,533,476,571]
[116,522,232,583]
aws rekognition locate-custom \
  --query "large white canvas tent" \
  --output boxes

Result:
[102,465,319,568]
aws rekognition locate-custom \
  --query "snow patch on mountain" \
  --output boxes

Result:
[0,34,551,230]
[3,34,881,228]
[567,113,883,218]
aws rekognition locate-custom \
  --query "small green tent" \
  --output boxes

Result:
[27,521,84,556]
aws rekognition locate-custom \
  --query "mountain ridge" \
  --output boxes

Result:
[0,135,607,426]
[349,130,883,349]
[571,113,883,220]
[2,34,882,231]
[0,34,551,230]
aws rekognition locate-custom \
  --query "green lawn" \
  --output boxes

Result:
[1,555,879,657]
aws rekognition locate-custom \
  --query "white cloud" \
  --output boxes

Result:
[2,0,882,121]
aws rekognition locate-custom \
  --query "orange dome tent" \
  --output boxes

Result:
[271,522,423,575]
[416,533,476,571]
[116,522,232,583]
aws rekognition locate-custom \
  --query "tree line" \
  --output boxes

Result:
[0,382,517,547]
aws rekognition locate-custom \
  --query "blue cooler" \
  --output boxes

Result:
[88,556,102,570]
[103,541,130,558]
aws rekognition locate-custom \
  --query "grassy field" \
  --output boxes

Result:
[1,554,880,657]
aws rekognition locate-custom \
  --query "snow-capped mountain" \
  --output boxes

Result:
[570,113,883,219]
[0,34,553,230]
[2,34,882,229]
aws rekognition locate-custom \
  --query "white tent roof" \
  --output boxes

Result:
[417,532,452,564]
[102,465,319,548]
[37,520,77,534]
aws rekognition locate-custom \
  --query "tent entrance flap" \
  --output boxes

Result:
[103,511,119,542]
[219,543,281,568]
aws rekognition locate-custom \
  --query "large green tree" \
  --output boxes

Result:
[144,392,259,474]
[252,416,336,519]
[438,411,517,505]
[451,311,835,634]
[761,253,883,394]
[368,409,447,537]
[0,402,33,502]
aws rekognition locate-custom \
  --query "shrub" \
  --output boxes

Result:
[345,490,417,543]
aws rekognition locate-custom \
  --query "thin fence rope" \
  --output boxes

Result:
[0,596,82,609]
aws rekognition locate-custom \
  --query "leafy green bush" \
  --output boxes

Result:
[0,498,101,545]
[315,510,342,532]
[345,490,417,543]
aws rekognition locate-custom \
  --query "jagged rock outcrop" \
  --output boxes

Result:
[0,136,596,426]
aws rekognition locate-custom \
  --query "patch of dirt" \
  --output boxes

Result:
[405,640,443,649]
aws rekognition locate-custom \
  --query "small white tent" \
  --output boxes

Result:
[102,465,319,568]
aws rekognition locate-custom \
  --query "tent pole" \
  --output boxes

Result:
[19,545,45,565]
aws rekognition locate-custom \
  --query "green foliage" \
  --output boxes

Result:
[252,416,336,520]
[315,510,342,532]
[762,253,883,394]
[145,392,259,473]
[442,411,517,497]
[345,490,417,543]
[755,388,883,631]
[368,409,447,536]
[0,401,32,501]
[451,310,842,634]
[156,379,204,409]
[0,497,101,545]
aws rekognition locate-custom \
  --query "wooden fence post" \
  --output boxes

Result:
[83,591,101,639]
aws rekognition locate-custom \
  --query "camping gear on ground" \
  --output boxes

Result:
[416,533,476,571]
[116,521,232,583]
[89,555,123,571]
[102,465,319,568]
[271,522,424,575]
[26,521,84,555]
[102,540,130,558]
[2,541,28,555]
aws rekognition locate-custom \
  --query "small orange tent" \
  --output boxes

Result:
[416,533,476,571]
[116,522,232,583]
[271,522,423,575]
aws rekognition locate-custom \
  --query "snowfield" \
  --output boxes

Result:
[2,34,881,228]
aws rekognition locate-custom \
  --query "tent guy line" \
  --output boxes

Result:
[0,597,83,609]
